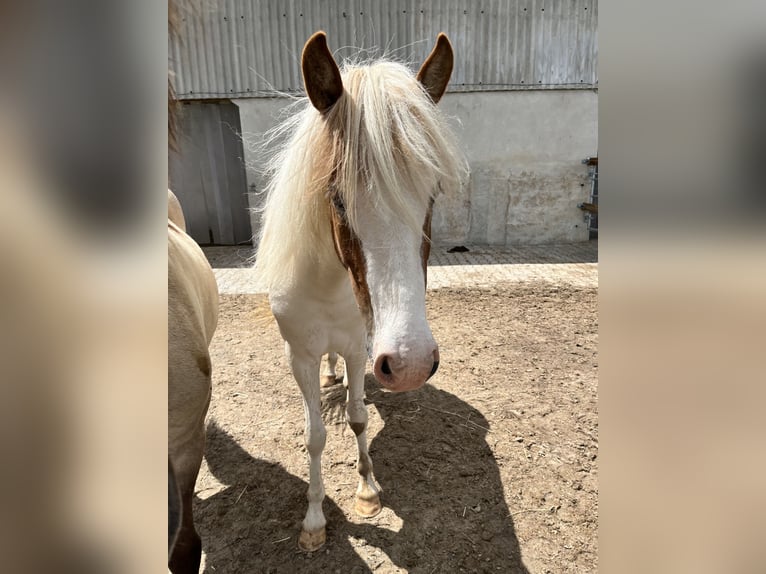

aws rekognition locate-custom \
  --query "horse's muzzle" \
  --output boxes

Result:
[374,348,439,392]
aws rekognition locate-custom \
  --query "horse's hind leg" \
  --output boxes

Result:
[168,433,205,574]
[168,483,201,574]
[344,350,382,517]
[168,459,182,557]
[320,352,339,387]
[287,343,328,551]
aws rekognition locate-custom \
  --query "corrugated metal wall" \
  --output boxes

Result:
[170,0,597,99]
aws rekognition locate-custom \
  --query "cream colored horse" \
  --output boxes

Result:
[168,190,218,573]
[255,32,464,551]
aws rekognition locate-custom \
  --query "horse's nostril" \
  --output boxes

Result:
[381,357,392,376]
[428,360,439,379]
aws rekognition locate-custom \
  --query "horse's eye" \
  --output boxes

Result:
[333,194,345,214]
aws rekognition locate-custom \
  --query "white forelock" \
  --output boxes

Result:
[255,57,466,291]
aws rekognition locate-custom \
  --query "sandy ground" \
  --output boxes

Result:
[194,283,598,573]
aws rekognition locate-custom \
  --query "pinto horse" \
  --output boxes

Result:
[168,190,219,573]
[255,31,464,551]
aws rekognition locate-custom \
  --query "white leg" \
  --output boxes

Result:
[286,342,327,551]
[344,350,382,517]
[320,352,339,387]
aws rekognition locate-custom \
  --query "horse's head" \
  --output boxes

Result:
[301,32,459,392]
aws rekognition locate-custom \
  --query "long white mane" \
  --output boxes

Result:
[255,58,466,291]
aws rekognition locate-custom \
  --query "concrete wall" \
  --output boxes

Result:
[439,90,598,244]
[236,98,294,244]
[236,89,598,246]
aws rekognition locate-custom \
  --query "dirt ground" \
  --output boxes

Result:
[195,283,598,573]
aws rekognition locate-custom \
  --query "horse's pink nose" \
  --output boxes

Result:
[373,347,440,392]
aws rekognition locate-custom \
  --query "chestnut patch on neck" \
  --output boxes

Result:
[328,199,373,332]
[420,199,434,287]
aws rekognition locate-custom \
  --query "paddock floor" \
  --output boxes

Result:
[195,244,597,573]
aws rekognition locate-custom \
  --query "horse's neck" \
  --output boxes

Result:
[290,217,348,291]
[305,243,348,289]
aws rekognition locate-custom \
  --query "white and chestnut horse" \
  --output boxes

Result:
[168,190,219,573]
[255,31,464,551]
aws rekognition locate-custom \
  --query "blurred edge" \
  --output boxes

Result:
[1,0,766,572]
[601,1,766,573]
[0,0,167,572]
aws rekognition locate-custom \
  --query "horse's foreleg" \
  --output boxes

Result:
[320,352,339,387]
[287,343,327,551]
[344,351,382,517]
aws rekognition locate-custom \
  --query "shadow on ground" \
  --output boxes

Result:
[196,420,371,573]
[354,375,530,572]
[196,375,530,573]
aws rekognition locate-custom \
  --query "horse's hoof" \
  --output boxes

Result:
[355,494,382,518]
[320,375,338,387]
[298,527,326,552]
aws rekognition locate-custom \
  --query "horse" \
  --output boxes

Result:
[168,458,182,558]
[254,31,464,551]
[168,189,219,572]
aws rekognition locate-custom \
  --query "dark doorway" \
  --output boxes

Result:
[169,100,252,245]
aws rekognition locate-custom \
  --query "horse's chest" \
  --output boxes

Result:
[271,292,364,356]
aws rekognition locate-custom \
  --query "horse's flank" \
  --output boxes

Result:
[168,220,218,346]
[167,207,218,572]
[255,59,466,293]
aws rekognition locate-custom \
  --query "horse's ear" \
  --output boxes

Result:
[416,33,454,104]
[302,31,343,113]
